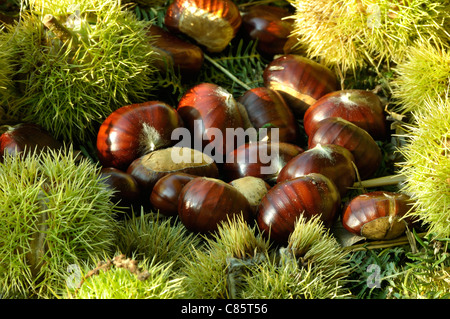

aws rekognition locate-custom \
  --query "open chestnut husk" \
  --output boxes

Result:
[308,117,382,180]
[0,123,63,160]
[342,191,414,240]
[178,176,253,234]
[277,143,356,198]
[164,0,242,53]
[257,173,341,244]
[303,89,388,141]
[150,172,197,217]
[96,101,184,171]
[263,54,339,117]
[238,87,300,143]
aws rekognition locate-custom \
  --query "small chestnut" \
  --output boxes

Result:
[342,191,414,240]
[178,176,253,234]
[277,143,356,198]
[257,173,341,243]
[308,117,382,180]
[229,176,271,216]
[263,54,339,117]
[96,101,184,171]
[303,89,388,140]
[165,0,242,52]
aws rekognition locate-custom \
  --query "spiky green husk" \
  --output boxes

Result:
[391,39,450,116]
[0,0,157,143]
[287,0,450,77]
[115,211,202,272]
[0,147,120,298]
[399,95,450,239]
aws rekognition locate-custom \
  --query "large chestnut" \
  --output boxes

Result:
[277,143,356,198]
[240,5,293,57]
[257,173,341,244]
[263,54,339,117]
[164,0,242,53]
[96,101,183,171]
[308,117,382,180]
[238,87,299,144]
[146,25,204,77]
[127,146,219,202]
[176,82,252,160]
[0,123,63,159]
[342,191,414,240]
[303,89,388,140]
[150,172,197,217]
[222,141,304,183]
[178,176,252,234]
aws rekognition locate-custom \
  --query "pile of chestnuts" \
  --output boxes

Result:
[0,0,415,245]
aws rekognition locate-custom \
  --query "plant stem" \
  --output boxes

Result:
[204,53,252,91]
[353,174,406,189]
[42,14,78,46]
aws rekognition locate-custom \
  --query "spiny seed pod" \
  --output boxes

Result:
[0,147,119,298]
[0,0,159,143]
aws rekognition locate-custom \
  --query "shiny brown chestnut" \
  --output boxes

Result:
[277,143,356,198]
[146,25,204,77]
[100,167,141,215]
[222,141,304,183]
[342,191,414,240]
[177,82,252,159]
[263,54,339,117]
[238,87,299,144]
[127,146,219,202]
[304,89,388,140]
[150,172,197,217]
[0,123,63,160]
[257,173,341,244]
[240,5,294,57]
[229,176,271,216]
[308,117,382,180]
[96,101,184,171]
[178,176,253,234]
[164,0,242,53]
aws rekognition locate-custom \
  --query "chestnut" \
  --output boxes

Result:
[177,82,252,160]
[342,191,414,240]
[222,141,304,183]
[256,173,341,244]
[263,54,339,117]
[150,172,197,217]
[303,89,388,140]
[100,167,141,216]
[146,25,204,77]
[0,123,63,160]
[308,117,382,180]
[229,176,271,216]
[164,0,242,53]
[277,143,356,198]
[237,87,300,144]
[96,101,184,171]
[240,5,294,57]
[178,176,253,234]
[126,146,219,202]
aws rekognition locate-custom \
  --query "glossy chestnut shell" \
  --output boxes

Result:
[178,176,253,233]
[342,191,413,240]
[303,89,388,140]
[277,143,356,198]
[150,172,197,217]
[257,173,341,243]
[146,24,204,77]
[263,54,339,117]
[240,5,294,56]
[0,123,63,160]
[222,141,304,183]
[164,0,242,52]
[96,101,183,171]
[238,87,299,144]
[177,82,252,159]
[308,117,382,180]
